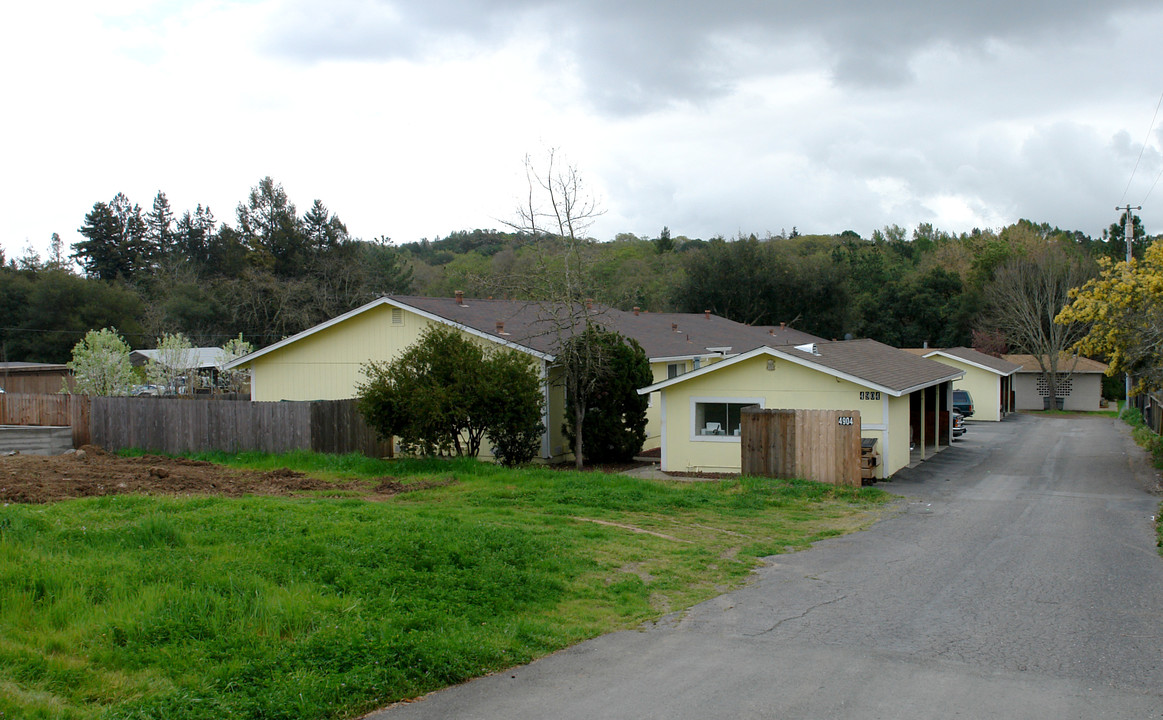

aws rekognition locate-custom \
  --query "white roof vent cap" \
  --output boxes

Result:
[795,343,820,355]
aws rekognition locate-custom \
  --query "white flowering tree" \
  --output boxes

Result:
[67,328,135,396]
[217,334,255,394]
[146,332,198,395]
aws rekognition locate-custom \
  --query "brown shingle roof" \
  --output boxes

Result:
[1003,354,1109,374]
[394,295,824,360]
[642,339,963,397]
[783,339,964,394]
[902,347,1022,376]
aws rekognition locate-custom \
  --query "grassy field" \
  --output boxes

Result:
[0,453,890,720]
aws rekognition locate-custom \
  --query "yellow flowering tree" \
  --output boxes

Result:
[1056,239,1163,392]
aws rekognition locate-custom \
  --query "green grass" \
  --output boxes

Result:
[1117,406,1163,554]
[1,453,889,720]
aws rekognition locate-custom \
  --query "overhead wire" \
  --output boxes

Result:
[1121,88,1163,205]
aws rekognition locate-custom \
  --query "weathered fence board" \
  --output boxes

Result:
[741,408,861,487]
[0,393,73,426]
[84,396,392,457]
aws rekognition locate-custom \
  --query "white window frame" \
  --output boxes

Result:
[689,396,765,442]
[667,362,686,379]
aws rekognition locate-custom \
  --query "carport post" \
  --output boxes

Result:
[920,386,926,460]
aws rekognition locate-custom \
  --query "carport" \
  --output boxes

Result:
[908,380,955,464]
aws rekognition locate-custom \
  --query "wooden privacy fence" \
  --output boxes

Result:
[90,397,392,457]
[0,393,90,447]
[740,408,861,487]
[1,393,391,457]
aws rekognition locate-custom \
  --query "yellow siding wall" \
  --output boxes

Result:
[660,355,908,477]
[644,360,690,450]
[249,305,431,401]
[884,394,911,477]
[929,357,1002,421]
[246,304,572,462]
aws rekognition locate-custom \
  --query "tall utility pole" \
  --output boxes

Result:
[1116,204,1142,403]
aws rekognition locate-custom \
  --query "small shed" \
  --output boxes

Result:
[1004,354,1109,412]
[0,362,73,394]
[131,347,232,392]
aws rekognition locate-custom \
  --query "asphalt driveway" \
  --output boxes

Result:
[366,414,1163,719]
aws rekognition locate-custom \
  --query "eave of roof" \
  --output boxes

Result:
[922,348,1022,377]
[1002,353,1110,374]
[226,294,828,370]
[639,342,963,397]
[223,297,556,371]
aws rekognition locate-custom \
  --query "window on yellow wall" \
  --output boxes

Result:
[694,401,759,437]
[667,362,686,379]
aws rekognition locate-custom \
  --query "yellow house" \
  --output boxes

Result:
[904,347,1021,422]
[639,341,964,478]
[226,294,822,462]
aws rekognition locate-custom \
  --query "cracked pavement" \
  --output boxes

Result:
[366,414,1163,719]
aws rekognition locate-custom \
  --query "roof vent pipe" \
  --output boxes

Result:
[704,310,711,320]
[633,307,640,316]
[496,321,505,334]
[780,322,786,330]
[455,290,464,305]
[768,328,774,336]
[672,323,679,332]
[585,298,594,310]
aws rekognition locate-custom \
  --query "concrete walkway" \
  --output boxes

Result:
[366,415,1163,719]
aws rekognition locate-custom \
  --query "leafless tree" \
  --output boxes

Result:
[985,245,1094,406]
[498,149,612,468]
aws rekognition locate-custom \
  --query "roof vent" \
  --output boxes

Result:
[455,291,465,305]
[795,342,820,355]
[496,321,507,335]
[704,310,711,320]
[633,306,640,316]
[672,323,679,332]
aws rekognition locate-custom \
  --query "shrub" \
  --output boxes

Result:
[562,330,652,464]
[357,325,543,465]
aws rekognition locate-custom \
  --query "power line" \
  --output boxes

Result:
[1121,89,1163,205]
[1141,163,1163,206]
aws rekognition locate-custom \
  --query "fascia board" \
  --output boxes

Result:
[924,351,1019,377]
[650,353,720,363]
[766,349,907,397]
[638,346,773,394]
[223,297,393,369]
[646,343,965,398]
[224,296,554,370]
[896,369,967,396]
[396,302,555,362]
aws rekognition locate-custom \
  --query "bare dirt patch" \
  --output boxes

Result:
[0,447,440,504]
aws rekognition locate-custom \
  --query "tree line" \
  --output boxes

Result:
[1,178,412,362]
[0,176,1149,371]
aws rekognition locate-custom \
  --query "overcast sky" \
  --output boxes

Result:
[4,1,1163,262]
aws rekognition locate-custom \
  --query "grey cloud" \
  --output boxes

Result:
[264,0,1152,114]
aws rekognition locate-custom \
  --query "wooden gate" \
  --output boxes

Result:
[740,408,861,487]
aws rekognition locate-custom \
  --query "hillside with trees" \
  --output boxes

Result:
[1,176,1149,372]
